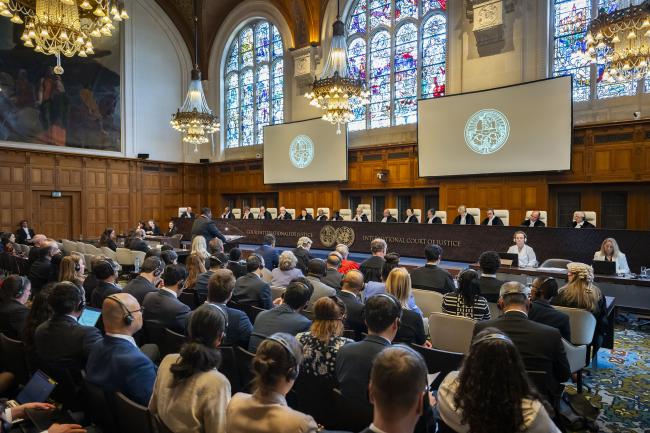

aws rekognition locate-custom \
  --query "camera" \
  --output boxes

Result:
[633,111,641,120]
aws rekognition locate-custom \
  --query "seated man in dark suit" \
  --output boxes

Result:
[481,208,504,226]
[191,207,227,243]
[241,206,255,219]
[221,206,235,219]
[26,234,47,264]
[0,275,31,339]
[520,210,546,227]
[336,294,401,403]
[203,269,253,348]
[28,241,60,293]
[474,282,570,397]
[35,281,103,371]
[195,254,225,302]
[276,206,293,220]
[352,207,369,222]
[142,264,191,334]
[248,278,313,352]
[296,209,313,220]
[144,219,161,236]
[361,346,429,433]
[257,205,272,220]
[232,255,273,309]
[571,211,595,228]
[316,208,328,221]
[15,219,35,244]
[128,229,150,253]
[380,209,397,223]
[529,277,571,341]
[254,234,279,271]
[321,252,343,289]
[423,208,442,224]
[123,256,164,305]
[452,205,475,225]
[90,259,122,308]
[410,245,455,294]
[226,248,248,278]
[305,258,337,310]
[477,251,505,303]
[360,238,387,283]
[86,293,157,406]
[338,270,367,336]
[180,206,195,218]
[404,208,419,223]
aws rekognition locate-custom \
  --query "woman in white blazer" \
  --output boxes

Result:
[593,238,630,274]
[507,231,538,267]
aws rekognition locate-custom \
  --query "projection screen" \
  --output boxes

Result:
[263,118,347,184]
[417,76,572,177]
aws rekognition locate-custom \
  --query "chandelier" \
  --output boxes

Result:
[304,1,368,134]
[583,1,650,83]
[170,0,219,150]
[0,0,128,74]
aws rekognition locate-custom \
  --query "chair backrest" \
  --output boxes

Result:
[0,333,28,385]
[250,207,260,218]
[232,208,242,219]
[171,233,183,241]
[582,211,597,227]
[83,379,118,433]
[428,313,476,354]
[234,346,255,393]
[466,208,481,225]
[539,258,572,269]
[218,346,241,394]
[162,327,187,357]
[131,250,146,266]
[386,208,398,221]
[317,207,330,219]
[86,244,103,255]
[179,291,197,310]
[410,343,464,390]
[553,306,597,346]
[305,208,314,216]
[271,286,285,300]
[115,248,133,266]
[114,391,153,433]
[494,209,509,226]
[267,207,278,219]
[525,210,548,225]
[411,289,443,317]
[100,247,117,260]
[62,239,76,255]
[339,209,352,221]
[413,209,422,222]
[292,373,338,426]
[487,302,500,320]
[143,320,166,346]
[434,211,447,224]
[261,267,273,283]
[286,208,296,218]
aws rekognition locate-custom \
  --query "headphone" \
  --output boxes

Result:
[106,295,135,326]
[58,280,86,312]
[513,231,527,243]
[375,293,403,319]
[151,257,164,277]
[267,335,299,381]
[207,303,229,330]
[472,333,514,347]
[14,275,29,298]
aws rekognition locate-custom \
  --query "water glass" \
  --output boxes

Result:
[641,266,648,278]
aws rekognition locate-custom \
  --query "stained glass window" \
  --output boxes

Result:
[346,0,447,130]
[224,20,284,148]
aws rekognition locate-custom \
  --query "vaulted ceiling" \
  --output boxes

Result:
[154,0,327,77]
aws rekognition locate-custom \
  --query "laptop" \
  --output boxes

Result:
[78,306,102,327]
[498,252,519,267]
[6,370,57,423]
[592,260,616,275]
[26,407,79,431]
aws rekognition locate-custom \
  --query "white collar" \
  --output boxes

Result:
[481,274,497,278]
[66,314,79,322]
[341,289,359,297]
[160,287,178,298]
[369,424,390,433]
[106,333,138,347]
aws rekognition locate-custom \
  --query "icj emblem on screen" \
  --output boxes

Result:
[464,109,510,155]
[289,135,315,168]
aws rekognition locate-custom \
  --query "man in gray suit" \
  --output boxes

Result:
[305,258,336,311]
[248,278,313,352]
[191,207,227,243]
[142,264,191,334]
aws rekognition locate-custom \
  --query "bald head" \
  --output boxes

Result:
[342,269,364,293]
[102,293,142,335]
[32,234,47,247]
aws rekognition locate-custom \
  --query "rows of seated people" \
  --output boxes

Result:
[0,226,614,433]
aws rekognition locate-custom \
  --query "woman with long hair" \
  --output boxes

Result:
[296,296,352,378]
[552,262,608,347]
[22,283,54,372]
[593,237,630,274]
[190,235,210,268]
[270,251,304,287]
[99,228,117,251]
[226,333,317,433]
[437,328,560,433]
[59,254,86,287]
[442,269,491,321]
[149,304,230,433]
[385,267,427,345]
[184,254,207,291]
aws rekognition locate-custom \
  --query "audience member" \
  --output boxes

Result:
[593,237,630,274]
[142,264,190,334]
[82,255,103,304]
[161,249,179,266]
[304,258,336,310]
[233,254,273,309]
[452,205,475,225]
[128,229,150,253]
[15,219,35,244]
[271,251,304,287]
[336,294,401,403]
[195,254,226,301]
[438,328,560,433]
[86,293,157,406]
[363,346,429,433]
[424,208,442,224]
[227,333,318,433]
[507,231,538,267]
[27,234,48,264]
[276,206,293,220]
[296,208,313,221]
[474,282,570,397]
[296,296,352,379]
[410,245,455,293]
[99,228,117,251]
[337,270,367,338]
[481,208,504,226]
[255,234,279,271]
[0,401,86,433]
[353,207,369,222]
[528,277,571,341]
[477,251,505,303]
[242,206,254,219]
[181,207,195,219]
[0,275,31,339]
[191,207,227,243]
[321,251,343,289]
[360,238,387,283]
[191,235,211,265]
[571,211,595,228]
[248,279,313,352]
[292,236,313,274]
[165,221,178,237]
[123,256,164,305]
[330,211,343,221]
[90,259,121,308]
[442,269,491,321]
[404,208,418,223]
[150,304,230,433]
[145,248,162,260]
[35,281,102,371]
[0,233,17,256]
[209,237,225,255]
[185,254,207,291]
[385,268,426,345]
[552,262,608,348]
[316,208,328,221]
[365,253,423,316]
[521,210,545,227]
[257,205,272,220]
[336,244,360,275]
[381,209,397,223]
[28,241,61,293]
[227,248,247,278]
[23,284,54,370]
[204,269,252,348]
[58,254,86,287]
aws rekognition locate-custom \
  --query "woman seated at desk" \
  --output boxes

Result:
[507,231,538,268]
[593,238,630,275]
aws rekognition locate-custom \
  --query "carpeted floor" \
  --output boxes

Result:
[566,325,650,433]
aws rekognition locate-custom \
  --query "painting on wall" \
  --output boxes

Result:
[0,20,121,152]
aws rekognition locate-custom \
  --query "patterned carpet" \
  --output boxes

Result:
[566,325,650,433]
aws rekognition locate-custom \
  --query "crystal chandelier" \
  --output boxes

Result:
[0,0,128,74]
[304,0,368,134]
[583,1,650,83]
[170,0,219,150]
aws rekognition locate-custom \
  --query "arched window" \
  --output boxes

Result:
[346,0,447,131]
[552,0,641,101]
[224,21,284,148]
